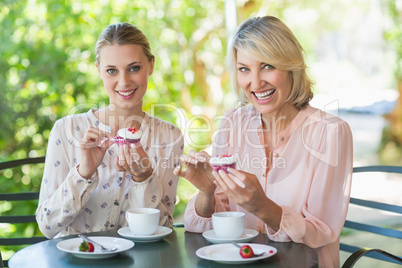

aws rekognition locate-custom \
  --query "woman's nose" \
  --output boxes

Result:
[250,72,263,91]
[118,72,130,86]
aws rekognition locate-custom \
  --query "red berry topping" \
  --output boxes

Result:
[128,127,138,133]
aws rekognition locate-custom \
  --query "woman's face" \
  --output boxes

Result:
[97,44,154,111]
[236,50,293,116]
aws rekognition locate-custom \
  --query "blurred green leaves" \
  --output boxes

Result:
[0,2,259,252]
[0,0,236,257]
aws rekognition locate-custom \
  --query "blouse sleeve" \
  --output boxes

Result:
[266,120,353,249]
[36,119,99,239]
[128,125,183,228]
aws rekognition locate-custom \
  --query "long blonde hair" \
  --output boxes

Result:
[227,16,313,108]
[95,22,154,65]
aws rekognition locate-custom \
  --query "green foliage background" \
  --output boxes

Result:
[0,0,401,261]
[0,0,245,259]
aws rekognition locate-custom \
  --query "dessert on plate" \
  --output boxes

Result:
[111,127,142,146]
[209,154,236,172]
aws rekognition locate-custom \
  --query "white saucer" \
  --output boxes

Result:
[117,226,172,242]
[196,243,277,264]
[202,229,259,244]
[57,236,134,259]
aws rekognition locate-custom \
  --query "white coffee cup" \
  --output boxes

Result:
[125,208,160,236]
[212,211,245,239]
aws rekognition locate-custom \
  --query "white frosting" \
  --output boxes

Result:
[209,155,236,166]
[209,157,221,166]
[117,128,142,140]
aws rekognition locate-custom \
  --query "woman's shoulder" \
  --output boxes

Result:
[51,112,92,137]
[145,113,182,135]
[300,105,352,136]
[223,105,259,120]
[54,112,91,127]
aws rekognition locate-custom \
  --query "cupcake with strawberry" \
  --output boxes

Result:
[111,127,142,147]
[209,154,236,173]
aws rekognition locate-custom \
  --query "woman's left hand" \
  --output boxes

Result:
[114,143,153,182]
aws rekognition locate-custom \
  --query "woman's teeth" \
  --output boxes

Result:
[118,90,135,96]
[255,89,275,100]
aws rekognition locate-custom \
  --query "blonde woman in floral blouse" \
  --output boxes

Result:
[36,23,183,238]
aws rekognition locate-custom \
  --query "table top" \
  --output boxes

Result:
[9,228,318,267]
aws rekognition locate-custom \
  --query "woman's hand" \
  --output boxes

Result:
[174,150,217,217]
[114,143,153,182]
[78,126,113,179]
[212,168,282,231]
[173,150,216,195]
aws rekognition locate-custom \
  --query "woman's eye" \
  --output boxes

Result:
[263,64,275,70]
[130,66,140,72]
[107,69,117,75]
[238,67,249,72]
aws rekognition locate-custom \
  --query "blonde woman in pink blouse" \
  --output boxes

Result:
[174,16,352,267]
[36,23,183,238]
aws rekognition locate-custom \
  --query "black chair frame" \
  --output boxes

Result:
[340,165,402,267]
[0,157,47,267]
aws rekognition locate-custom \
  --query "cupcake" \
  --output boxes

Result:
[209,154,236,173]
[111,127,142,146]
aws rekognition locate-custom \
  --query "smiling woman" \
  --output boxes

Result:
[96,44,154,113]
[176,16,353,268]
[35,22,184,239]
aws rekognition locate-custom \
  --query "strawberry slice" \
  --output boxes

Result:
[87,242,95,252]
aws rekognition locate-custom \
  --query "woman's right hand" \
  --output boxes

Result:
[174,150,216,195]
[78,126,113,179]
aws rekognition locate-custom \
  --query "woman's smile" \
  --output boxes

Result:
[253,89,276,102]
[116,89,137,98]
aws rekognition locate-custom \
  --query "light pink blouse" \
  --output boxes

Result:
[36,109,183,239]
[184,104,353,267]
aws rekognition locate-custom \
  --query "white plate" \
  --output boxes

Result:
[56,236,134,259]
[196,243,277,264]
[202,229,259,244]
[117,226,172,242]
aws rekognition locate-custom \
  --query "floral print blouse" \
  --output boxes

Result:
[36,109,183,239]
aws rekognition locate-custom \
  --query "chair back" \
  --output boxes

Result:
[340,165,402,267]
[0,157,48,267]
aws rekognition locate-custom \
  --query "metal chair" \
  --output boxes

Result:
[340,165,402,267]
[0,157,48,267]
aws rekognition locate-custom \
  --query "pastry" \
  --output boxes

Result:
[111,127,142,146]
[209,154,236,172]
